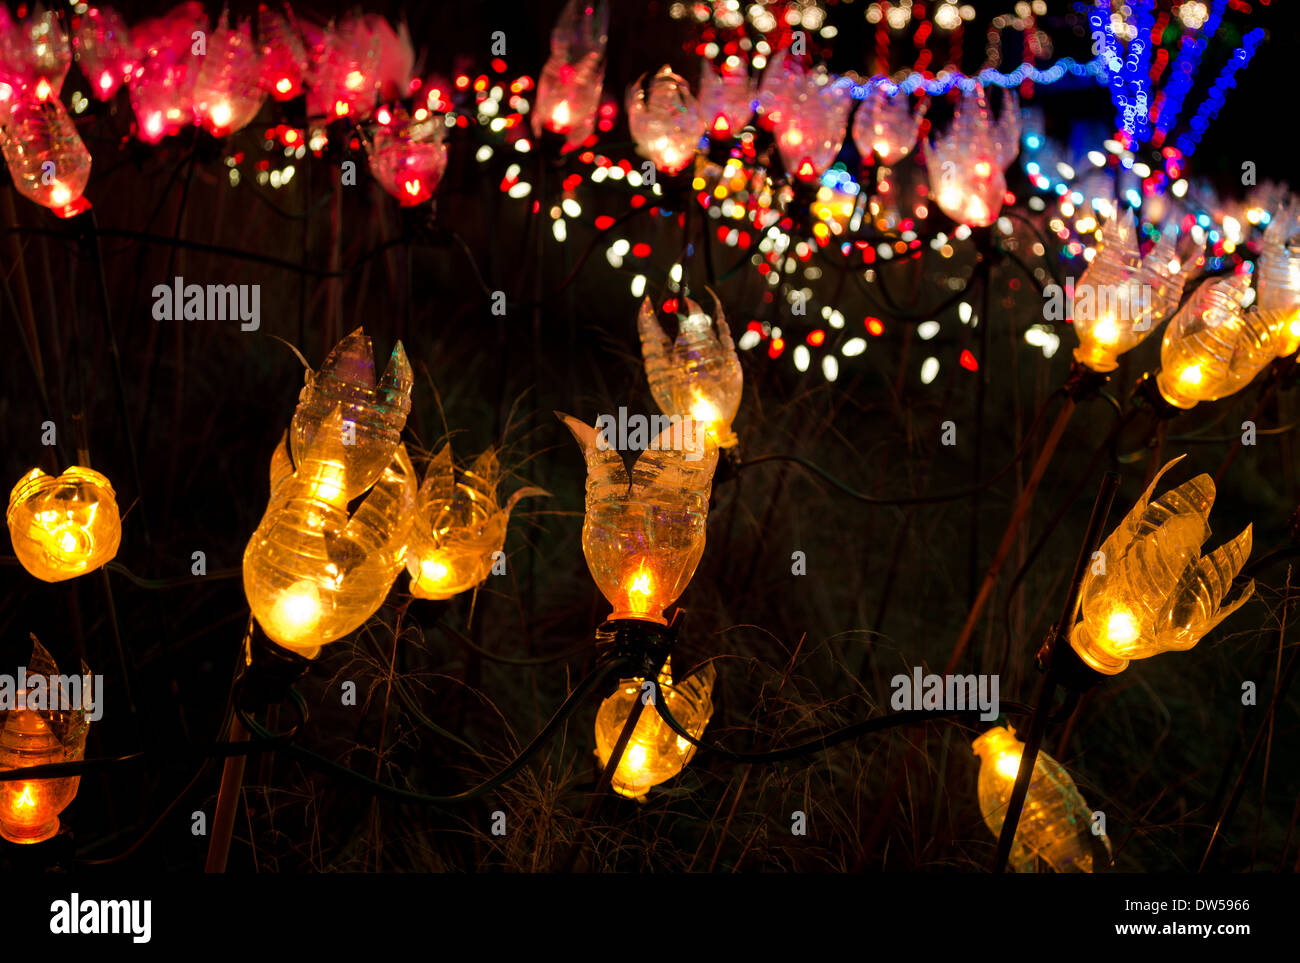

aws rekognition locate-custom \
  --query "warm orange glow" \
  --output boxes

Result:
[276,77,293,94]
[639,294,743,448]
[593,659,716,799]
[0,640,92,845]
[405,444,545,601]
[245,409,416,657]
[7,467,121,582]
[1070,456,1253,674]
[551,99,571,131]
[559,413,718,625]
[1157,274,1277,409]
[972,726,1109,872]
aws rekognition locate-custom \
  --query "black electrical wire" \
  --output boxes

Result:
[647,678,1032,763]
[234,656,630,806]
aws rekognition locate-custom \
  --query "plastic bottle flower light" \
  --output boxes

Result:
[366,113,448,206]
[191,11,265,137]
[0,6,89,218]
[129,3,207,143]
[760,54,851,182]
[72,5,134,100]
[0,4,71,103]
[559,413,717,625]
[7,467,121,582]
[972,725,1110,873]
[698,58,755,141]
[1071,211,1195,372]
[924,84,1019,227]
[0,637,92,845]
[851,84,926,165]
[1256,207,1300,358]
[627,66,703,176]
[257,4,309,101]
[244,409,416,658]
[306,14,386,121]
[406,445,546,600]
[1155,273,1279,409]
[1068,456,1253,676]
[594,659,715,800]
[532,0,609,151]
[639,293,743,449]
[0,96,92,217]
[292,328,413,500]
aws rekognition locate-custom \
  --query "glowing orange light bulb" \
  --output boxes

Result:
[559,412,717,625]
[972,725,1110,873]
[1069,455,1253,674]
[1156,273,1278,409]
[0,638,92,845]
[245,409,416,658]
[639,293,743,448]
[405,444,546,601]
[594,659,716,799]
[7,467,121,582]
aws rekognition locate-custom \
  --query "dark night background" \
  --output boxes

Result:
[2,0,1299,872]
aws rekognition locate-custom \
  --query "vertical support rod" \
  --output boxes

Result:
[992,471,1119,872]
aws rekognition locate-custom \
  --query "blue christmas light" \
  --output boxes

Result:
[1174,27,1265,156]
[1154,0,1229,136]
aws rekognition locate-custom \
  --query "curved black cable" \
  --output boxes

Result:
[647,679,1032,763]
[235,656,629,805]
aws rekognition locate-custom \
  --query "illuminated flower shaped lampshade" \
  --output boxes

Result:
[972,725,1110,873]
[192,12,265,137]
[7,466,120,582]
[72,5,134,100]
[924,84,1020,227]
[761,54,851,182]
[1256,206,1300,358]
[627,66,703,176]
[0,4,71,103]
[1069,455,1253,676]
[698,58,755,140]
[306,14,383,120]
[291,327,413,500]
[532,0,609,150]
[0,638,91,844]
[405,445,546,600]
[1155,273,1279,409]
[244,409,416,657]
[558,412,718,624]
[129,2,207,142]
[639,292,743,448]
[366,114,447,206]
[1071,211,1196,372]
[363,14,415,104]
[594,658,715,800]
[851,84,926,165]
[0,96,92,217]
[257,4,309,100]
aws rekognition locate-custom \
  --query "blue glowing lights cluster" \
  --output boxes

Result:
[857,57,1104,98]
[1174,27,1265,156]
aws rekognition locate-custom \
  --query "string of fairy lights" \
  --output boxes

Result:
[1,0,1297,873]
